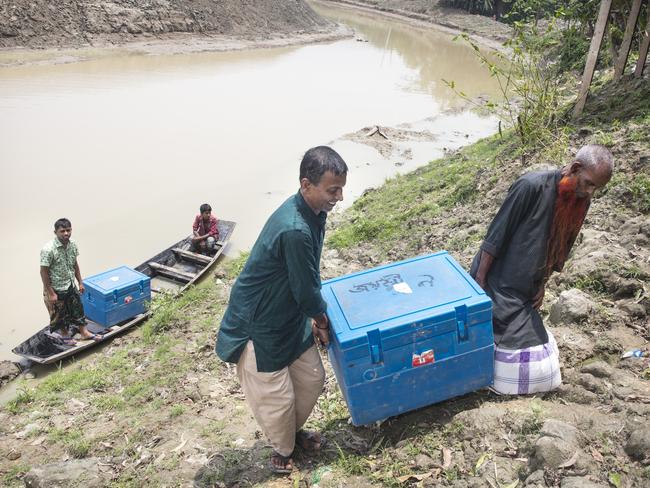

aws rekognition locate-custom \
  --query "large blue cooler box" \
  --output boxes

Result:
[82,266,151,327]
[322,251,494,426]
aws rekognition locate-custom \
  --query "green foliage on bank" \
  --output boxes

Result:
[2,268,228,481]
[444,1,648,75]
[328,135,510,252]
[143,281,216,341]
[223,251,250,280]
[605,173,650,214]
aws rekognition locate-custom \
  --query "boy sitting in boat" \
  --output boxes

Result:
[40,218,96,343]
[191,203,219,255]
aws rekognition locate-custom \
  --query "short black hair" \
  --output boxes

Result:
[54,218,71,230]
[200,204,211,213]
[299,146,348,185]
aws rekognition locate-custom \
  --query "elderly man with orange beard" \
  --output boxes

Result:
[470,145,614,395]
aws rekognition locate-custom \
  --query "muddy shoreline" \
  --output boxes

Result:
[317,0,511,51]
[0,0,510,68]
[0,26,352,68]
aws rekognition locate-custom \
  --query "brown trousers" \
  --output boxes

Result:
[236,341,325,457]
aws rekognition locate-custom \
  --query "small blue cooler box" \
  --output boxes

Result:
[82,266,151,327]
[322,251,494,425]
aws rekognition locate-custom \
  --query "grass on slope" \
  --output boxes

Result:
[328,134,512,253]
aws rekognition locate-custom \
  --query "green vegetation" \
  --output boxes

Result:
[328,135,508,254]
[169,404,185,418]
[314,389,349,431]
[572,274,607,294]
[2,463,31,487]
[144,283,213,340]
[604,173,650,214]
[456,23,568,148]
[223,251,250,279]
[569,259,649,297]
[334,446,371,477]
[6,385,35,414]
[48,427,91,458]
[444,1,647,77]
[520,400,544,436]
[3,280,223,422]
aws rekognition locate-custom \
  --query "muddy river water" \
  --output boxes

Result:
[0,3,502,361]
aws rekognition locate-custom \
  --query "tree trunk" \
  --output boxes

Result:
[495,0,505,20]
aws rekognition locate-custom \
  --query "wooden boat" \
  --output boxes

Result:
[13,220,236,365]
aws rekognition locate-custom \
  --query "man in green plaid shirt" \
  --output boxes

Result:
[40,218,96,342]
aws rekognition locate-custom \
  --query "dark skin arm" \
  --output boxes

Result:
[476,250,545,309]
[192,220,216,242]
[532,281,545,309]
[474,250,494,290]
[311,313,330,347]
[74,260,85,294]
[40,266,58,303]
[192,232,210,242]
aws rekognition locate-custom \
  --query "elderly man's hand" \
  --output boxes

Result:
[533,285,545,309]
[312,314,330,348]
[475,275,487,290]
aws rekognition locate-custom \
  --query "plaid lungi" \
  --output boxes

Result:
[44,286,86,333]
[492,329,561,395]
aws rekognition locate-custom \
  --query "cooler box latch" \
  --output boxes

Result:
[367,329,383,364]
[455,305,469,342]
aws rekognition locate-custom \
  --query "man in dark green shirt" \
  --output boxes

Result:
[216,146,348,473]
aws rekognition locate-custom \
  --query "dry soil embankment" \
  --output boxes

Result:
[0,0,335,49]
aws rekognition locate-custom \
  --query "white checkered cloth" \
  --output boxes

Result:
[492,329,561,395]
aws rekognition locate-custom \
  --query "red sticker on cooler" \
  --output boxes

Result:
[124,296,133,304]
[412,349,435,367]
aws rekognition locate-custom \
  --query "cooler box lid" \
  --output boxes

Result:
[84,266,150,298]
[322,251,490,349]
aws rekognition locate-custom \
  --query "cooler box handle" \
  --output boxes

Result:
[367,329,383,364]
[113,290,118,303]
[455,305,469,342]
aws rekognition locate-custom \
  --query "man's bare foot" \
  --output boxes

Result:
[295,430,324,452]
[78,328,99,341]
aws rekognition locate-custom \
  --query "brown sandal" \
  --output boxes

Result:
[269,451,293,474]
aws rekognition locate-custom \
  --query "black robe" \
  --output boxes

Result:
[470,170,561,349]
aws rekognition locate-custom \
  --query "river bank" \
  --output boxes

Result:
[0,1,333,49]
[0,0,351,67]
[0,0,512,68]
